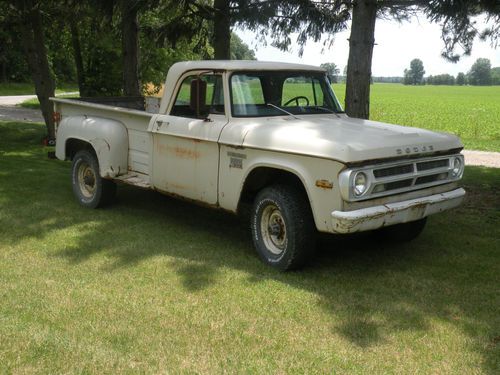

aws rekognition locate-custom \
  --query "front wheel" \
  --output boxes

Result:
[251,185,316,271]
[71,149,116,208]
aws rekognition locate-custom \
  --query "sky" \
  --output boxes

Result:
[235,15,500,77]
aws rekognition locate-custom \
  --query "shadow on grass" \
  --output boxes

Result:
[1,121,499,372]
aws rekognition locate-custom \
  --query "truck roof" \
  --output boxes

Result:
[160,60,327,113]
[168,60,326,75]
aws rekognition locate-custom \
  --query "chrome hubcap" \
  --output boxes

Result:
[78,162,96,198]
[261,204,287,255]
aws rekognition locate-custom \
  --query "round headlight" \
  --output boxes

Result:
[353,171,368,196]
[451,157,463,177]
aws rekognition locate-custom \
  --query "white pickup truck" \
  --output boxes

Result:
[52,61,465,270]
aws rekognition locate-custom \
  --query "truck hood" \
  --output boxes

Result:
[220,114,463,163]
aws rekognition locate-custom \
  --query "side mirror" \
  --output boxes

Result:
[190,79,208,118]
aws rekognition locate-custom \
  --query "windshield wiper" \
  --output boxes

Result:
[314,106,341,118]
[266,103,300,119]
[315,106,335,113]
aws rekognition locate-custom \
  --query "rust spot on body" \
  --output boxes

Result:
[169,146,200,160]
[156,142,200,160]
[167,182,189,191]
[316,179,333,189]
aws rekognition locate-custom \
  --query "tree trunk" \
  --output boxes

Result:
[70,21,86,96]
[345,0,377,119]
[121,0,141,96]
[213,0,231,59]
[19,4,56,139]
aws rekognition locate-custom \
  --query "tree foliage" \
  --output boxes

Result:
[403,59,425,85]
[426,74,455,85]
[468,58,492,85]
[456,72,466,85]
[230,34,256,60]
[320,63,340,83]
[491,67,500,85]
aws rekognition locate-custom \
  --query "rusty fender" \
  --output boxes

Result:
[331,188,466,234]
[55,115,128,178]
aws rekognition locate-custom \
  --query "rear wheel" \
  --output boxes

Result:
[71,149,116,208]
[251,185,316,270]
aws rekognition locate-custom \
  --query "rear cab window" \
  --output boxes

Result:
[171,74,225,118]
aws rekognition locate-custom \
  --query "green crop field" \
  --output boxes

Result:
[1,120,499,374]
[333,83,500,152]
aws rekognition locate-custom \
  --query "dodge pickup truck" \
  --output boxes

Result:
[52,61,465,270]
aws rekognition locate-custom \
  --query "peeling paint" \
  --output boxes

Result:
[156,142,201,160]
[332,188,465,233]
[315,179,333,189]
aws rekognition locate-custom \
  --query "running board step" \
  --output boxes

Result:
[114,173,151,189]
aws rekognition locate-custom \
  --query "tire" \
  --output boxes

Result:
[377,218,427,242]
[71,149,116,208]
[251,184,316,271]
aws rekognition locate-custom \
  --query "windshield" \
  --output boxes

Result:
[230,71,343,117]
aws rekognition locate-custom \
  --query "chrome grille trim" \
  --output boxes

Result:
[339,154,464,202]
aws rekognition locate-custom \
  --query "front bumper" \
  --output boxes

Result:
[331,188,465,234]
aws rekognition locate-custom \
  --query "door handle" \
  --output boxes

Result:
[156,120,168,130]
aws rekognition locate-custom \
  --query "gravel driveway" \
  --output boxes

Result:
[0,95,43,122]
[1,95,499,168]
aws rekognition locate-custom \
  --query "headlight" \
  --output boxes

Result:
[451,156,463,178]
[353,171,368,196]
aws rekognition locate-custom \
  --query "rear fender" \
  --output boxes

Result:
[56,116,128,178]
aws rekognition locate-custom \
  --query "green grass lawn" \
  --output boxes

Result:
[18,93,79,109]
[1,121,499,373]
[333,83,500,152]
[0,82,78,96]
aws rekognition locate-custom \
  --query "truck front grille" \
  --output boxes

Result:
[373,164,413,178]
[340,154,464,201]
[416,159,449,171]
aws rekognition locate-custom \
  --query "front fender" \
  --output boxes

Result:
[56,116,128,178]
[218,146,345,232]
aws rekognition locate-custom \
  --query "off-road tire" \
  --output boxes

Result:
[251,184,316,271]
[378,218,427,242]
[71,149,116,208]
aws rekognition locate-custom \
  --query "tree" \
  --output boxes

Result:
[426,73,454,85]
[320,62,340,83]
[213,0,231,59]
[0,4,31,82]
[120,0,142,97]
[63,0,123,97]
[491,67,500,85]
[403,59,425,85]
[7,0,56,139]
[138,0,213,93]
[181,0,276,60]
[468,58,492,85]
[230,34,256,60]
[456,72,466,85]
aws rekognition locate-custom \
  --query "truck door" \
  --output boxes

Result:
[151,73,228,205]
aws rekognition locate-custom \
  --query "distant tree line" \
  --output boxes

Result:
[403,57,500,86]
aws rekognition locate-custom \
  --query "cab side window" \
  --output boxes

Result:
[171,74,225,118]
